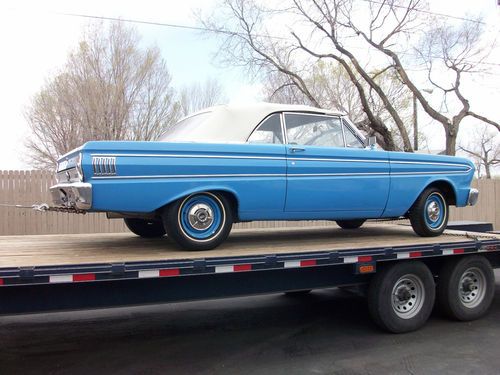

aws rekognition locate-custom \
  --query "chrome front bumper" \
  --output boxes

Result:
[50,182,92,210]
[467,188,479,206]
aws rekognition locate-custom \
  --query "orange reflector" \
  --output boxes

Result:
[359,265,375,274]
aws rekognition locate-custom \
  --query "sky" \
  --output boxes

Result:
[0,0,499,169]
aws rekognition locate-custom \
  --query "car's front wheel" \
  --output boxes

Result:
[409,187,449,237]
[163,192,233,250]
[124,218,166,238]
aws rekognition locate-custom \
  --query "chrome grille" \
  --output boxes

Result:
[92,156,116,176]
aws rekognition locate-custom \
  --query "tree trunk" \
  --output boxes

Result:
[485,163,491,179]
[445,132,457,156]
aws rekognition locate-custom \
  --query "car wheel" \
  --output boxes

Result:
[336,219,366,229]
[124,218,166,238]
[163,192,233,250]
[367,261,435,333]
[437,256,495,321]
[409,187,448,237]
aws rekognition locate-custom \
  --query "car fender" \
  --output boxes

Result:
[411,177,458,206]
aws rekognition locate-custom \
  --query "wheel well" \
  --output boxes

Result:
[215,190,240,222]
[157,190,240,222]
[426,181,456,206]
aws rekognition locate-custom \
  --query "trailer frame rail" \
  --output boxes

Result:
[1,238,498,288]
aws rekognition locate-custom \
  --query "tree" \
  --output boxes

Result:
[178,78,226,117]
[262,61,415,150]
[203,0,499,154]
[459,126,499,179]
[26,21,179,169]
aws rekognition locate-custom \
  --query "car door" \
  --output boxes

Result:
[284,113,390,216]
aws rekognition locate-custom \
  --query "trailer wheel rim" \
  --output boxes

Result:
[391,274,425,319]
[458,267,486,309]
[424,193,446,230]
[178,193,224,242]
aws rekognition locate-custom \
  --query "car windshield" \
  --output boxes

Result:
[159,111,213,142]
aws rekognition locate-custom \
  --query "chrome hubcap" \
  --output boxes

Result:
[459,267,486,308]
[427,201,440,222]
[188,204,214,230]
[391,275,425,319]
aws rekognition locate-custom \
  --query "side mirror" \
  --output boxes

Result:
[367,136,377,149]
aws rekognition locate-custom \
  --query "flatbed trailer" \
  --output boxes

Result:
[1,223,499,333]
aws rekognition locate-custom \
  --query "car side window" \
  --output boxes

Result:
[342,120,364,148]
[247,113,284,144]
[284,113,344,147]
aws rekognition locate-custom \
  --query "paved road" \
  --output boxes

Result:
[1,271,499,375]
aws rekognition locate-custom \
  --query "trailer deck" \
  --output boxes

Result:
[0,223,499,316]
[1,223,498,267]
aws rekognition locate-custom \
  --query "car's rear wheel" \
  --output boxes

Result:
[124,218,166,238]
[163,192,233,250]
[409,187,449,237]
[336,219,366,229]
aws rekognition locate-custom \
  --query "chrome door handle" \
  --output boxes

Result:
[290,147,305,153]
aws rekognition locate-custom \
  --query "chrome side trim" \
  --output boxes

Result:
[89,152,471,170]
[391,160,472,169]
[289,157,387,163]
[92,153,388,164]
[391,170,471,175]
[93,173,287,180]
[91,153,286,161]
[91,169,470,180]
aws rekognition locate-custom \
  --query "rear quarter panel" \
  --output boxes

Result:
[81,141,286,216]
[384,152,474,217]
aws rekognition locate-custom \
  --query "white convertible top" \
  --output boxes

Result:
[161,102,344,143]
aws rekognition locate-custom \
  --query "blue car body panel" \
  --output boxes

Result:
[69,139,474,222]
[82,142,288,217]
[285,146,390,216]
[384,152,473,217]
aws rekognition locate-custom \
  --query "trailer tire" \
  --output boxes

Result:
[336,219,366,229]
[437,255,495,321]
[163,192,233,250]
[368,261,435,333]
[124,218,166,238]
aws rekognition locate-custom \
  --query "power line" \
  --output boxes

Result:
[6,6,500,68]
[51,10,289,40]
[359,0,487,25]
[54,11,225,34]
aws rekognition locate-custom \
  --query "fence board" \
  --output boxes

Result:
[0,170,497,235]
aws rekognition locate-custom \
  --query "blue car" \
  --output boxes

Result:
[51,103,478,250]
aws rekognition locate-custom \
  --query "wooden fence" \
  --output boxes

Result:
[0,170,498,236]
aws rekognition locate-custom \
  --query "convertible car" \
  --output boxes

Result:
[51,103,478,250]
